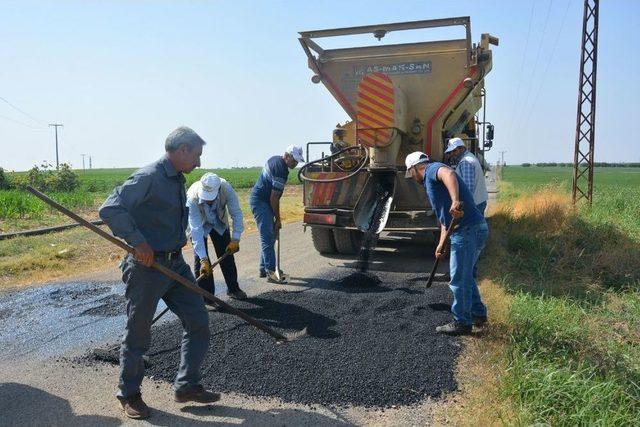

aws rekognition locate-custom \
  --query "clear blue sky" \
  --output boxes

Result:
[1,0,638,170]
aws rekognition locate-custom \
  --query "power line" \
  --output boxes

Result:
[514,0,555,134]
[0,95,47,127]
[506,0,537,142]
[0,113,46,130]
[525,0,573,126]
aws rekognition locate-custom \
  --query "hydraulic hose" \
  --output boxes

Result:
[298,145,369,183]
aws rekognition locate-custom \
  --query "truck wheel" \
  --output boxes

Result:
[333,229,363,255]
[311,227,337,254]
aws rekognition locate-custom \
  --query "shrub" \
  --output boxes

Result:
[14,162,80,192]
[0,167,11,190]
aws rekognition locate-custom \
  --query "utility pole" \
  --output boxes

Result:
[49,123,63,170]
[89,156,92,169]
[572,0,599,205]
[81,154,86,171]
[499,150,507,166]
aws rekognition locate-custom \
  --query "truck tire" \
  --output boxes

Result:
[311,227,337,254]
[333,229,363,255]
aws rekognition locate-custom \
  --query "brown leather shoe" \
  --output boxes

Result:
[174,385,221,404]
[118,393,150,419]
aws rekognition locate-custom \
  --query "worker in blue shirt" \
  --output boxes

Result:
[250,145,304,283]
[99,127,219,419]
[187,172,246,302]
[405,151,489,336]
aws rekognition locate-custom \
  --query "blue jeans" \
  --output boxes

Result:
[449,220,489,325]
[477,201,487,216]
[250,198,276,273]
[472,201,487,280]
[118,254,210,399]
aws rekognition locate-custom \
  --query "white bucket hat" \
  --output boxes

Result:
[445,137,466,154]
[404,151,430,177]
[198,173,221,201]
[286,145,305,163]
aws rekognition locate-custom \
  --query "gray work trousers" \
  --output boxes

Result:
[117,253,210,399]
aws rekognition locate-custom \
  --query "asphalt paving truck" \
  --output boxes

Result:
[297,17,498,255]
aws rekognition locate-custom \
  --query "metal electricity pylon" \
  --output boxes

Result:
[572,0,599,205]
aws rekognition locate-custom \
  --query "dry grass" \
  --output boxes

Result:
[0,186,304,290]
[433,280,517,426]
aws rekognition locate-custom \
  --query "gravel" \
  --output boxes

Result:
[84,273,460,408]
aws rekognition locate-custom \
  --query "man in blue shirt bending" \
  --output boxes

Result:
[250,145,304,284]
[405,151,489,335]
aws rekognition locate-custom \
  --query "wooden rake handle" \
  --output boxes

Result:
[426,217,459,289]
[26,186,289,343]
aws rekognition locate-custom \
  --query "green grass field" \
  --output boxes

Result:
[482,166,640,425]
[0,166,302,231]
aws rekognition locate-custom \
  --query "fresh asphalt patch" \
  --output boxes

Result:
[83,271,460,408]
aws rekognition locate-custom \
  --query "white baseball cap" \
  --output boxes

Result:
[405,151,430,177]
[286,145,305,163]
[198,173,221,201]
[445,137,466,154]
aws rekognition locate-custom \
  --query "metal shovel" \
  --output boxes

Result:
[273,229,288,283]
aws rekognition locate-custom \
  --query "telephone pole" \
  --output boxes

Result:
[499,150,507,166]
[81,154,86,170]
[89,156,92,169]
[49,123,63,170]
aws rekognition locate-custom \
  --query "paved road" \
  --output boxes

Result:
[0,221,449,426]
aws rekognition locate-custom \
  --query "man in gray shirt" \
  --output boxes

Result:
[99,127,218,419]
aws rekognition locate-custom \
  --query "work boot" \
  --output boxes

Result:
[174,385,221,404]
[118,393,150,419]
[259,270,267,278]
[266,270,288,284]
[473,315,488,327]
[227,289,247,300]
[435,321,472,336]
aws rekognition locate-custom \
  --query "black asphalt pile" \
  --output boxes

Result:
[338,271,382,289]
[84,277,459,408]
[80,294,127,317]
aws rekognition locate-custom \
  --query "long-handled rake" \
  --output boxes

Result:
[425,217,459,289]
[27,186,307,343]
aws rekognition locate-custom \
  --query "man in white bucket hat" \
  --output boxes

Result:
[444,137,488,215]
[187,172,246,302]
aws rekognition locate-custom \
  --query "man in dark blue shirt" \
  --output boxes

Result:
[250,145,304,283]
[99,127,219,419]
[405,151,489,335]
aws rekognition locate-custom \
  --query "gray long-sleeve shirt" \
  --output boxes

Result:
[99,156,188,251]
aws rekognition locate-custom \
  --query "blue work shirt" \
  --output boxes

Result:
[187,180,245,260]
[250,156,289,203]
[99,156,188,251]
[424,162,483,229]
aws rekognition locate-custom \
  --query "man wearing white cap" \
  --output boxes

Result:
[187,172,246,302]
[405,151,489,335]
[249,145,304,284]
[444,137,488,215]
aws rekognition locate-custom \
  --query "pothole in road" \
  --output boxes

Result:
[80,294,126,317]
